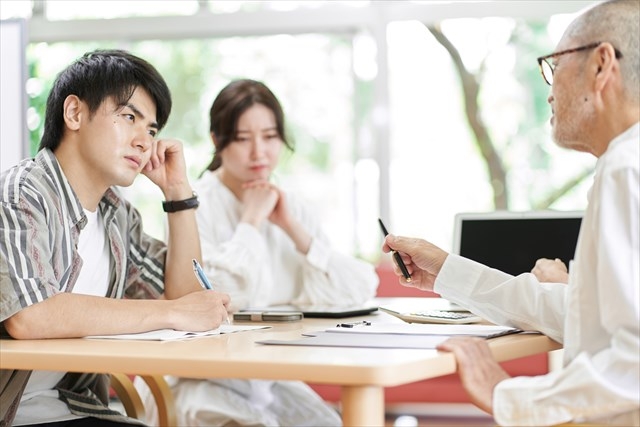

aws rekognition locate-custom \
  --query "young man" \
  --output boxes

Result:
[383,0,639,425]
[0,50,230,426]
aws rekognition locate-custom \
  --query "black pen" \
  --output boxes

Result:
[378,218,412,282]
[336,321,371,328]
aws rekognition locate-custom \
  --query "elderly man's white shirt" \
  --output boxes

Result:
[435,123,640,426]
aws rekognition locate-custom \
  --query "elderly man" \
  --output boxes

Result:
[383,0,639,425]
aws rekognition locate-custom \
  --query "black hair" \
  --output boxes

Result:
[205,79,292,172]
[39,49,172,151]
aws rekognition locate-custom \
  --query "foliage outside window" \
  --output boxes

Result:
[15,2,594,262]
[386,16,592,249]
[26,35,356,252]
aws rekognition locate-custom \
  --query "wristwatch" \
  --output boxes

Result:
[162,191,199,213]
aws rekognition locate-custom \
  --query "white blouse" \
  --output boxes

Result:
[193,170,379,311]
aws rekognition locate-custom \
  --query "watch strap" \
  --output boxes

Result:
[162,192,199,213]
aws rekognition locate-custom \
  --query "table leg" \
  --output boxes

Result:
[341,385,384,426]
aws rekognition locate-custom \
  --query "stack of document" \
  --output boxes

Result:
[257,323,523,349]
[86,324,268,341]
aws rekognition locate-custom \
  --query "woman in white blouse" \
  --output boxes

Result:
[194,79,378,311]
[137,79,378,426]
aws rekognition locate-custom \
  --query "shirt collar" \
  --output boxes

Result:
[608,122,640,152]
[35,149,122,228]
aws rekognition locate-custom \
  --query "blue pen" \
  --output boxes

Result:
[192,259,230,324]
[192,258,213,290]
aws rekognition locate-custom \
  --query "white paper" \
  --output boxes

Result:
[85,324,268,341]
[325,323,522,338]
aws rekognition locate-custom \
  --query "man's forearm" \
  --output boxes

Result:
[164,207,203,299]
[3,293,176,339]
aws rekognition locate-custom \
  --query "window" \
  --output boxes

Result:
[386,14,593,250]
[27,34,357,251]
[15,1,597,261]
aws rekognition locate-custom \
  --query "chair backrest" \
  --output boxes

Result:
[110,373,176,426]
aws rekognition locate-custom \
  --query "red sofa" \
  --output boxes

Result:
[308,262,549,404]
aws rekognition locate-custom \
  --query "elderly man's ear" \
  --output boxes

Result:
[593,43,619,92]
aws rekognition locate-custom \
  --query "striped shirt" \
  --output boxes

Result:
[0,149,167,425]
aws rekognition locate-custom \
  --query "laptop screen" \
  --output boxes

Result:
[452,211,583,276]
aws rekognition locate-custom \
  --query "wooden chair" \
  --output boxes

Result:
[110,373,177,426]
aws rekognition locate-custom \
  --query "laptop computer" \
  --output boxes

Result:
[379,210,583,324]
[452,210,583,275]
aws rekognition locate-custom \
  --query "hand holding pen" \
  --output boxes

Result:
[380,232,449,293]
[378,218,412,282]
[192,259,231,325]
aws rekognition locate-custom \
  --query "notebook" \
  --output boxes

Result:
[85,324,268,341]
[452,210,583,275]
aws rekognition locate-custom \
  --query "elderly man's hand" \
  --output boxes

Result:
[437,337,510,414]
[531,258,569,284]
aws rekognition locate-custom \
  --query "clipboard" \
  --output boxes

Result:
[257,331,450,349]
[256,324,524,349]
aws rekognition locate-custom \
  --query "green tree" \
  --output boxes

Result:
[427,20,592,210]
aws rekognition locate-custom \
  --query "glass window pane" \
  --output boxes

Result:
[23,3,594,262]
[27,34,356,254]
[386,16,592,251]
[45,1,199,20]
[0,0,32,19]
[206,1,370,14]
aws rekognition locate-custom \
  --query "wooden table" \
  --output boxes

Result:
[0,303,561,426]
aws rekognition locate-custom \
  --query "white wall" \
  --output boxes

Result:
[1,19,28,172]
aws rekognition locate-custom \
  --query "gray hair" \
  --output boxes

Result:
[567,0,639,103]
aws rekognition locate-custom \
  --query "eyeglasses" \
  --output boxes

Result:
[536,41,623,86]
